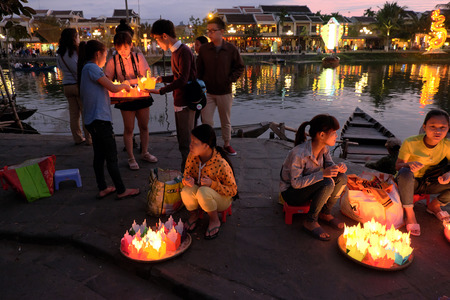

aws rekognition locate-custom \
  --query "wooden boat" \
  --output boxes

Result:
[0,104,37,122]
[339,107,396,163]
[322,55,340,68]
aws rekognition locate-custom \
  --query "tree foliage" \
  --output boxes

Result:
[8,23,29,42]
[34,16,64,43]
[364,8,376,17]
[375,1,407,43]
[276,8,289,36]
[139,22,152,39]
[189,16,207,38]
[1,0,35,18]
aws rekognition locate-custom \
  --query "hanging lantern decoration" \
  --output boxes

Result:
[320,18,343,51]
[426,9,447,52]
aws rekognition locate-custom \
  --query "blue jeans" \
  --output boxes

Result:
[85,120,126,194]
[282,173,347,222]
[396,167,450,207]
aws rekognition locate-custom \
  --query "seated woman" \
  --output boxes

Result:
[104,31,157,170]
[181,124,237,240]
[396,109,450,236]
[280,114,347,241]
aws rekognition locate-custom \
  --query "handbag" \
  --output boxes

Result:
[147,168,184,216]
[185,79,207,111]
[0,155,56,202]
[340,172,404,228]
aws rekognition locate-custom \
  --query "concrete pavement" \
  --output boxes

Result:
[0,133,449,299]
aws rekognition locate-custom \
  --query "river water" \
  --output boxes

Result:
[5,62,450,141]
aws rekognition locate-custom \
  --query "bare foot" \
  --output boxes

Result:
[96,186,116,199]
[116,188,140,200]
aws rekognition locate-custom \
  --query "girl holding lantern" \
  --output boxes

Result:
[78,39,140,200]
[396,109,450,236]
[181,124,237,240]
[104,31,157,171]
[280,114,348,241]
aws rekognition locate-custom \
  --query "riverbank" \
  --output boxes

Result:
[2,50,450,67]
[0,133,449,298]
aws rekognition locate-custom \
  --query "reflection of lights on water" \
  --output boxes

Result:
[419,65,442,107]
[284,74,292,90]
[355,73,368,95]
[232,82,237,95]
[312,67,343,98]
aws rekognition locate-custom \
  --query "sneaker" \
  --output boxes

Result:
[224,145,237,156]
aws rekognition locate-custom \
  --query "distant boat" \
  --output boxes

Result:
[339,107,396,163]
[322,55,340,68]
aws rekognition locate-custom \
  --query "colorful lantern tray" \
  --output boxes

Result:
[337,219,414,271]
[120,217,191,263]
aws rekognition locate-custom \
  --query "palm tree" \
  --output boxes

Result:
[276,8,289,37]
[375,2,407,50]
[364,8,376,17]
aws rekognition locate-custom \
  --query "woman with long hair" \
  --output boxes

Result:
[280,114,347,241]
[56,28,91,145]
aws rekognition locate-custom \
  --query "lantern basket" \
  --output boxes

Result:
[120,233,192,263]
[337,235,414,271]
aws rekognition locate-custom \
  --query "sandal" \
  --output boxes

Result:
[185,219,198,232]
[426,208,450,222]
[128,158,139,170]
[303,225,331,241]
[320,217,345,230]
[96,186,116,199]
[141,152,158,163]
[406,223,421,237]
[205,226,220,240]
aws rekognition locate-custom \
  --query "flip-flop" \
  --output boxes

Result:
[426,208,450,222]
[303,226,331,241]
[204,226,220,240]
[321,217,345,230]
[116,188,140,200]
[185,219,198,232]
[406,223,421,237]
[96,186,116,199]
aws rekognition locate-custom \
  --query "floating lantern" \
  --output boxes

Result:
[340,218,413,269]
[137,76,156,90]
[120,216,191,262]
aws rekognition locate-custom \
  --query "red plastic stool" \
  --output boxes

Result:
[198,205,232,223]
[283,202,310,225]
[413,194,430,205]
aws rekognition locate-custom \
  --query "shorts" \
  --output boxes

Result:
[114,96,153,111]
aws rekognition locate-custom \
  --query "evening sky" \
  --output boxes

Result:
[27,0,443,25]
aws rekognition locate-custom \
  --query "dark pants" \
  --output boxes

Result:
[282,173,347,222]
[396,167,450,207]
[85,120,126,194]
[175,108,195,172]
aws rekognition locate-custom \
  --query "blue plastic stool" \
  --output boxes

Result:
[54,169,82,190]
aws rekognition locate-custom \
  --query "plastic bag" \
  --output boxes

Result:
[340,172,404,228]
[147,168,183,216]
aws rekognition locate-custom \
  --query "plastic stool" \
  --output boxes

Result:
[54,169,82,190]
[413,194,430,205]
[198,205,232,223]
[283,202,310,225]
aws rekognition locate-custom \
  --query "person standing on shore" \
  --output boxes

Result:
[148,19,196,171]
[197,17,244,156]
[78,40,140,200]
[56,28,91,145]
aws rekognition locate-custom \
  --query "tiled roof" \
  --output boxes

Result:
[216,8,242,14]
[112,9,138,17]
[105,17,125,23]
[224,14,256,24]
[260,5,312,14]
[292,15,310,21]
[254,14,275,23]
[50,10,72,16]
[242,8,263,13]
[308,16,323,23]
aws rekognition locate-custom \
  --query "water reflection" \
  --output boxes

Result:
[5,62,450,140]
